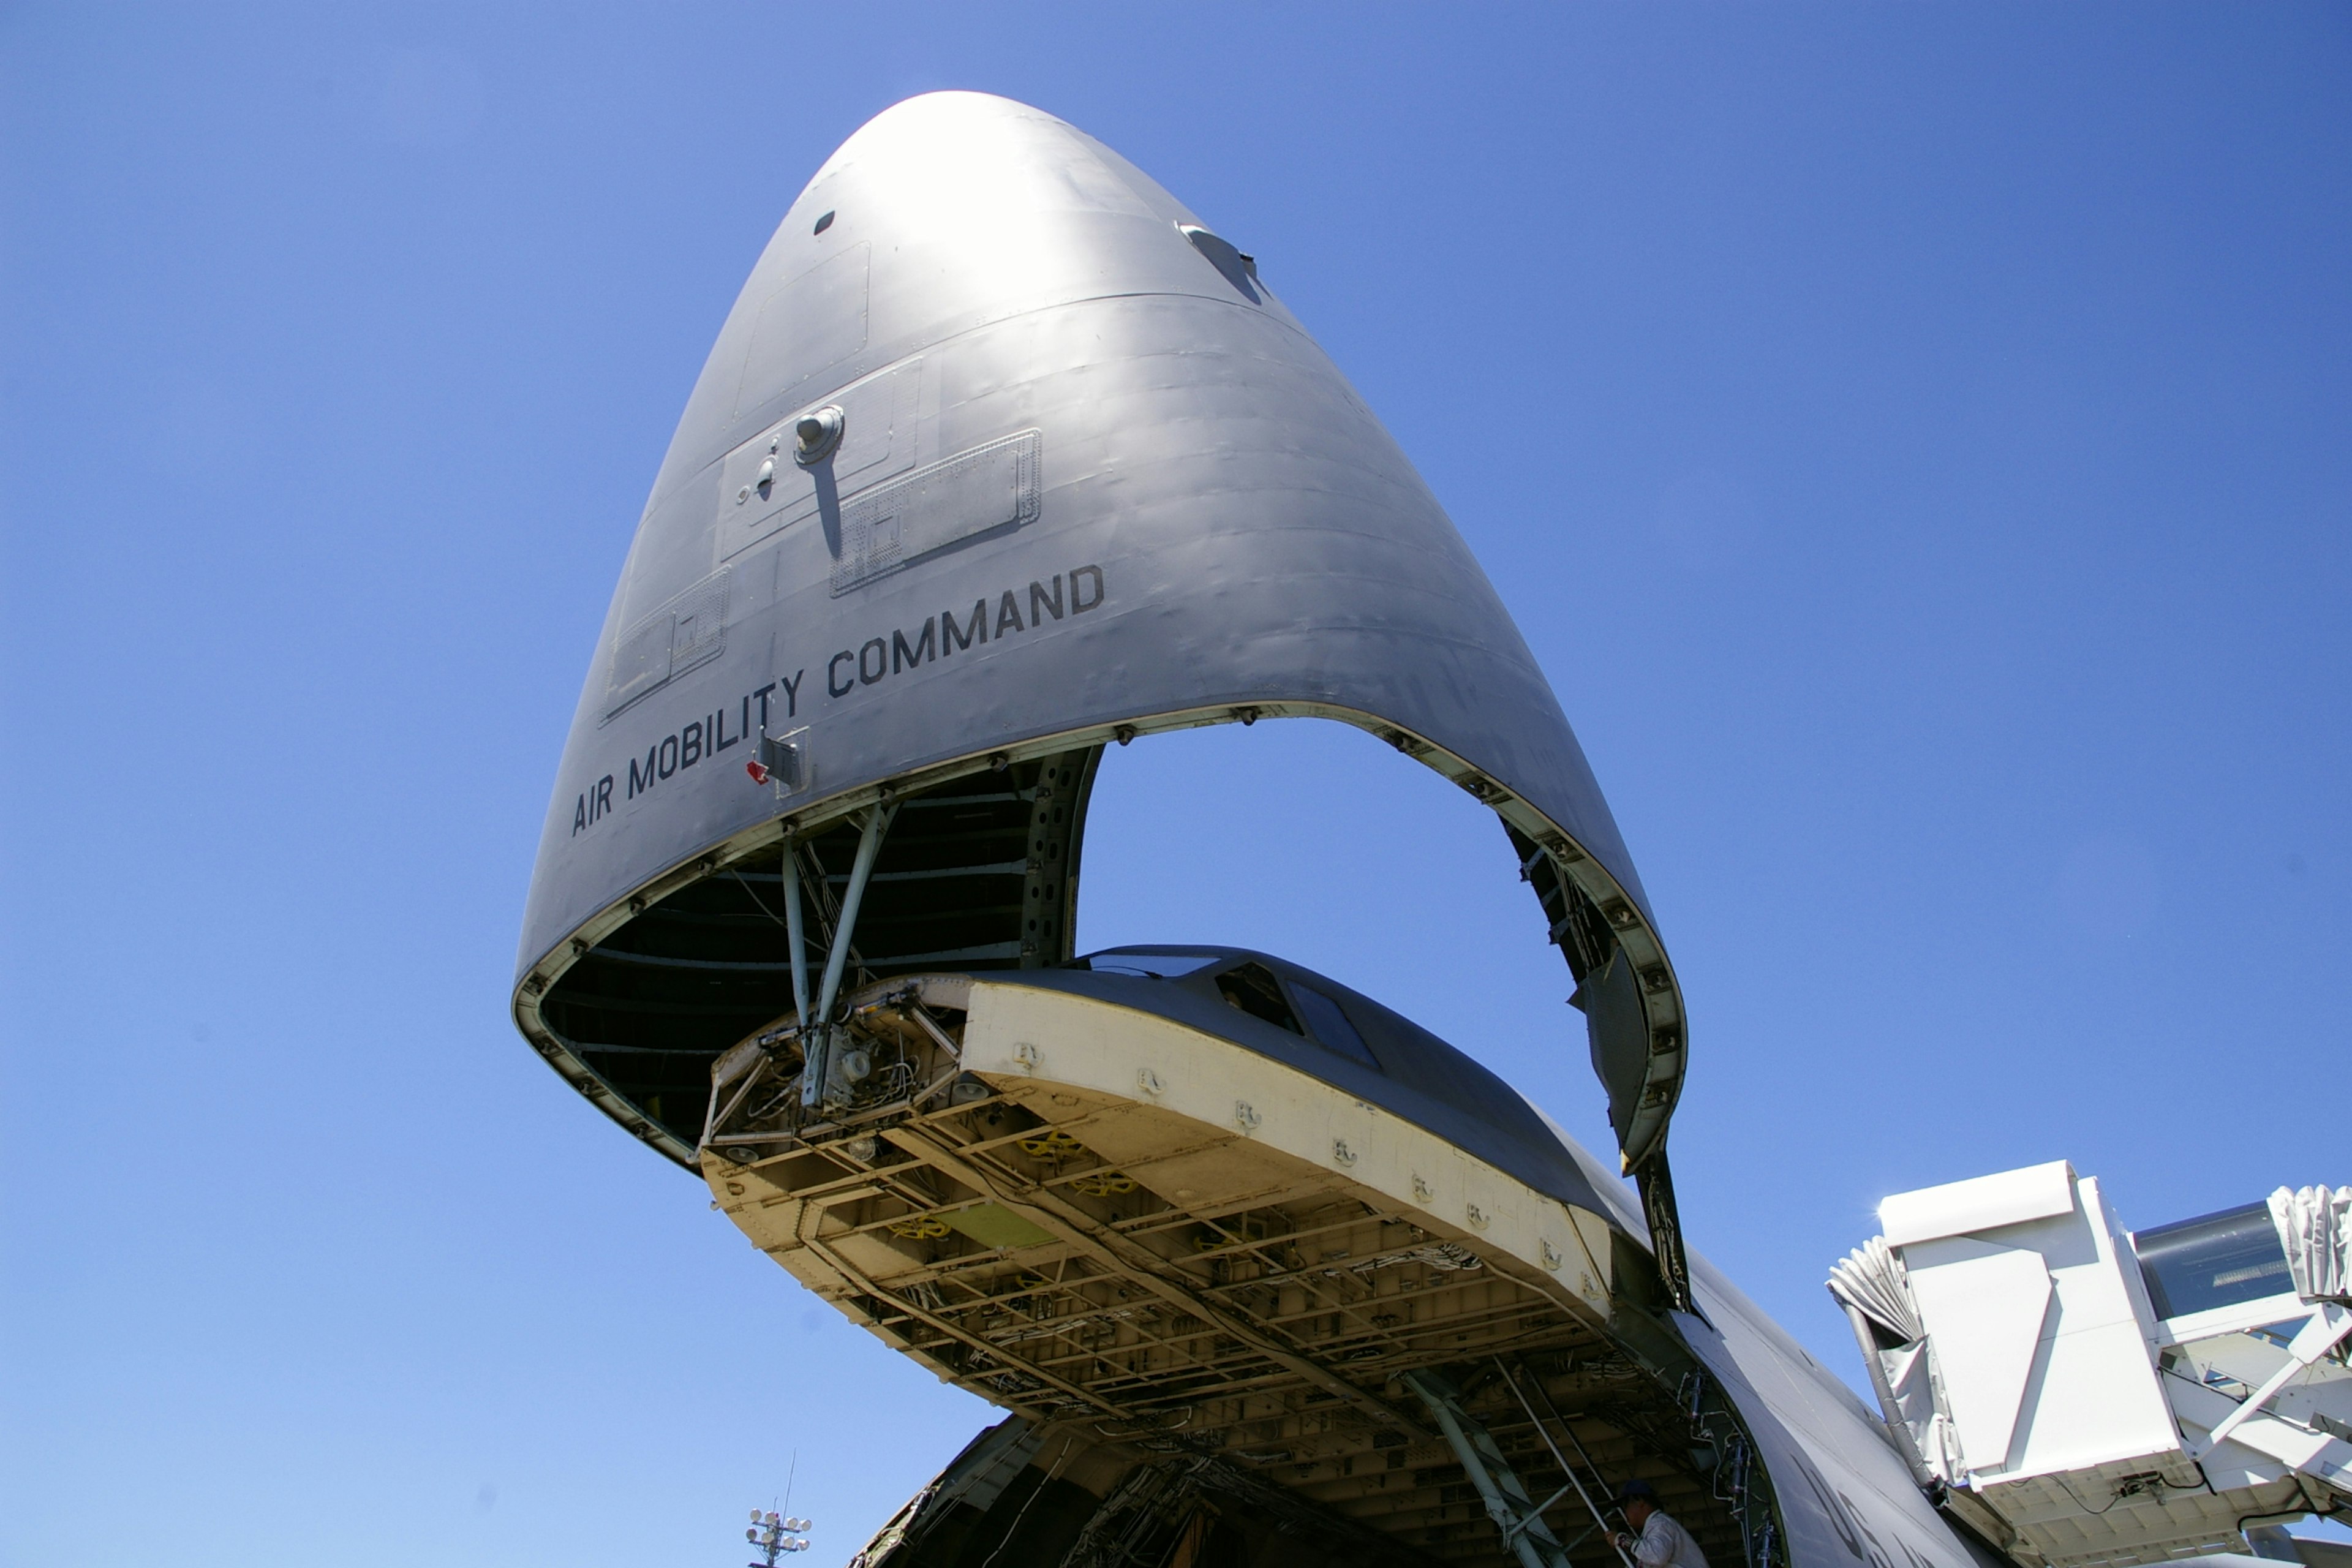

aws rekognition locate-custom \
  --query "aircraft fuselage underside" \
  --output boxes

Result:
[703,973,1770,1567]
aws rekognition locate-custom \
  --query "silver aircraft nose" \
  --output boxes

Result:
[515,92,1689,1294]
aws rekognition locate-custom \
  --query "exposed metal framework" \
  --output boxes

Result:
[705,981,1769,1566]
[524,751,1098,1153]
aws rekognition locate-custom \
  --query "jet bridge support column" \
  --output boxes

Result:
[1404,1370,1576,1568]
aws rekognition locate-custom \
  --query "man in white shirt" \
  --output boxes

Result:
[1613,1478,1710,1568]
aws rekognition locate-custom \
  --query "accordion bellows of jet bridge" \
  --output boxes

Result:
[513,91,2275,1568]
[1831,1164,2351,1568]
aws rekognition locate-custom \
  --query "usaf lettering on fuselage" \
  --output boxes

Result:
[569,564,1107,836]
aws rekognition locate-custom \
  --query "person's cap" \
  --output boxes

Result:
[1615,1479,1659,1504]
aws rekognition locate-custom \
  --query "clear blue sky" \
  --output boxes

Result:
[4,6,2346,1566]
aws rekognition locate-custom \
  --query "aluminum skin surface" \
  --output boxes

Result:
[512,91,1689,1185]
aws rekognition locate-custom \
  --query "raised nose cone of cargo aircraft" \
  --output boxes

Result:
[514,88,1690,1282]
[513,93,2177,1568]
[514,92,1693,1288]
[514,89,1697,1284]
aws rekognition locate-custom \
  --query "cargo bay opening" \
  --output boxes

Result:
[513,725,1768,1567]
[519,715,1670,1194]
[527,748,1101,1151]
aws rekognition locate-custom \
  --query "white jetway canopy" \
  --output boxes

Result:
[1830,1165,2350,1568]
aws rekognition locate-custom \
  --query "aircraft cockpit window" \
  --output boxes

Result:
[1080,949,1222,979]
[1215,962,1304,1035]
[2135,1202,2294,1319]
[1290,983,1379,1069]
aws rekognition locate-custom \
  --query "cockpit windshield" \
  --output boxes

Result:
[1074,949,1223,979]
[1075,949,1385,1072]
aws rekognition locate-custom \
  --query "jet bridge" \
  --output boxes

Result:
[1831,1164,2351,1568]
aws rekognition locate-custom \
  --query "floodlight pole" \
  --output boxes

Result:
[742,1493,812,1562]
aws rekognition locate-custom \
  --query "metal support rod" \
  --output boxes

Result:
[1404,1371,1570,1568]
[1497,1360,1637,1568]
[818,803,895,1020]
[2195,1302,2351,1457]
[782,839,812,1031]
[1508,1482,1583,1541]
[901,999,962,1063]
[1520,1355,1624,1506]
[1557,1520,1606,1558]
[802,802,897,1107]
